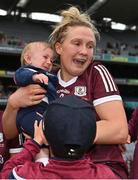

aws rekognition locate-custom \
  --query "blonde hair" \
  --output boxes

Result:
[49,6,100,51]
[20,41,52,66]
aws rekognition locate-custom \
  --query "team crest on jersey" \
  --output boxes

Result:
[74,86,86,96]
[0,132,3,143]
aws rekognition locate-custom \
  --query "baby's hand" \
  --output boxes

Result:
[33,73,48,85]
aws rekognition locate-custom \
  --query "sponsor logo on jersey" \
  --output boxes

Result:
[57,89,70,94]
[74,86,86,96]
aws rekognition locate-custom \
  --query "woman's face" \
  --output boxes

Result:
[55,26,95,81]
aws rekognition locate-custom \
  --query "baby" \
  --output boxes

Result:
[14,41,58,137]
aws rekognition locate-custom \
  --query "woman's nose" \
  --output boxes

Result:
[79,46,88,55]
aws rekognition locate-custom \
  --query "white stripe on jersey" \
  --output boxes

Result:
[93,95,122,106]
[94,65,117,92]
[98,65,117,91]
[9,147,23,154]
[94,66,109,92]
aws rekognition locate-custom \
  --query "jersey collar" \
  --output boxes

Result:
[57,70,78,88]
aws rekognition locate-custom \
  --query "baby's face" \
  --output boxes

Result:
[29,45,54,71]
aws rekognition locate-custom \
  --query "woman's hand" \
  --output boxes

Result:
[9,84,46,109]
[2,84,46,139]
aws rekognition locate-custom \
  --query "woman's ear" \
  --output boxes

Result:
[24,52,32,65]
[55,42,62,55]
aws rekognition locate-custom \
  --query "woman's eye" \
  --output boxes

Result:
[88,45,93,49]
[88,44,94,49]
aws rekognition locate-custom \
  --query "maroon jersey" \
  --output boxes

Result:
[57,61,121,102]
[57,61,128,178]
[0,111,23,171]
[128,108,138,178]
[1,140,118,179]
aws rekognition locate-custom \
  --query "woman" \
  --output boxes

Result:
[2,6,128,178]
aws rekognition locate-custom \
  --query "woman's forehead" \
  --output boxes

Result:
[64,26,95,40]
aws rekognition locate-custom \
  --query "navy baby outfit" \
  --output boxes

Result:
[15,65,58,137]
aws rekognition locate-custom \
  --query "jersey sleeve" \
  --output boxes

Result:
[8,134,23,155]
[90,61,122,106]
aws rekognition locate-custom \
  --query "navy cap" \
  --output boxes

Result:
[43,95,96,159]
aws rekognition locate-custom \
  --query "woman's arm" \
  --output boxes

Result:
[2,84,46,139]
[94,100,128,144]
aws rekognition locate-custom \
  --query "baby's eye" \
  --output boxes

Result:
[44,55,55,63]
[44,55,48,59]
[74,42,80,46]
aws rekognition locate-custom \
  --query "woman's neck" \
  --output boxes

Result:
[60,70,75,82]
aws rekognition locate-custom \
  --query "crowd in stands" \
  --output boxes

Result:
[0,31,25,48]
[0,80,16,99]
[101,41,138,56]
[1,30,138,57]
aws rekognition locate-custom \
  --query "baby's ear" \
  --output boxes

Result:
[24,52,32,65]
